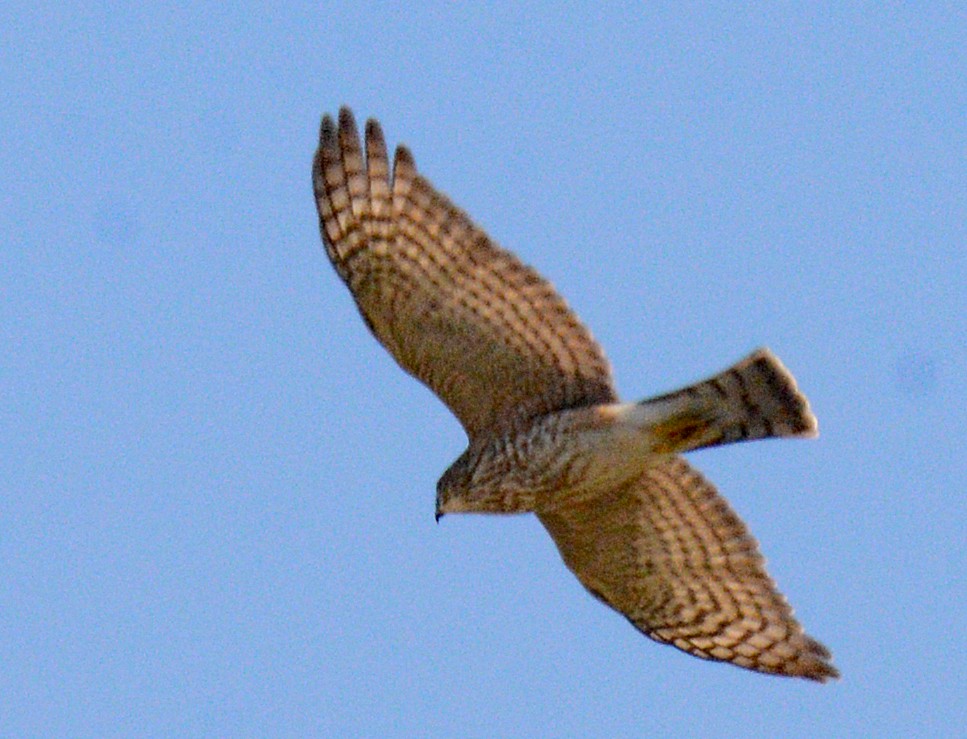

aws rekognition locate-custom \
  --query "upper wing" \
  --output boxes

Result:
[537,456,838,681]
[312,108,616,441]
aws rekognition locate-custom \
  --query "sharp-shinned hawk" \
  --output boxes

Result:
[312,107,838,682]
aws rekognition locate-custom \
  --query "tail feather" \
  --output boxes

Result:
[638,348,817,455]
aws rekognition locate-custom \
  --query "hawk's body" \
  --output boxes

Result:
[312,107,837,681]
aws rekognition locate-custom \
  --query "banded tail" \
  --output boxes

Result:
[633,348,818,455]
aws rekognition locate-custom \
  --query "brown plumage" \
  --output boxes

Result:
[312,107,837,682]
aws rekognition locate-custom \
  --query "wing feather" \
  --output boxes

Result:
[313,107,615,439]
[537,456,838,681]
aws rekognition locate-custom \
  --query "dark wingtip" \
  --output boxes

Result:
[337,105,355,129]
[336,106,361,149]
[318,112,336,147]
[394,144,415,171]
[793,636,840,683]
[801,663,840,683]
[365,118,385,151]
[313,113,338,190]
[365,117,382,137]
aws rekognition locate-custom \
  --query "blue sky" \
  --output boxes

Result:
[2,3,964,736]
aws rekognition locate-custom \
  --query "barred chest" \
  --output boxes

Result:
[436,405,662,517]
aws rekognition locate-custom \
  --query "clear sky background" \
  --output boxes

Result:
[2,3,965,737]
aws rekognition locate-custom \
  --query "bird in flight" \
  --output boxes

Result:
[312,107,838,682]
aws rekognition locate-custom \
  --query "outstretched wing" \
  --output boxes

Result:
[537,456,838,681]
[312,108,616,441]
